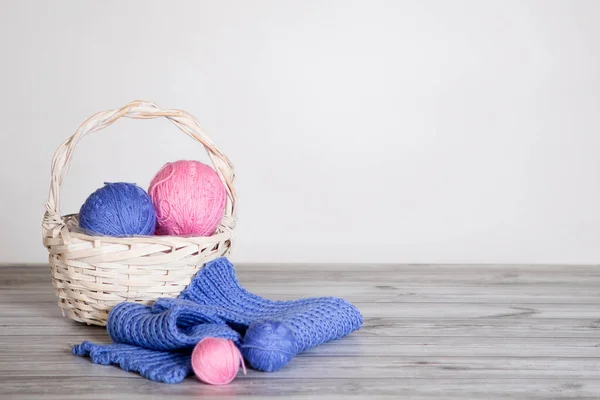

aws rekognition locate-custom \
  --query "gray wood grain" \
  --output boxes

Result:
[0,264,599,399]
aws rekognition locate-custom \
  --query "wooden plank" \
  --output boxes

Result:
[3,265,600,287]
[5,263,600,272]
[1,335,599,358]
[361,317,600,338]
[1,376,599,399]
[2,300,599,319]
[3,286,600,304]
[2,356,600,380]
[2,317,600,338]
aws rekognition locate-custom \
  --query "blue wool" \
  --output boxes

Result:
[79,182,156,236]
[72,342,192,384]
[74,300,242,384]
[107,300,241,351]
[179,257,363,371]
[242,321,296,372]
[73,257,363,382]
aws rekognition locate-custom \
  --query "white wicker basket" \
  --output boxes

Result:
[42,100,236,326]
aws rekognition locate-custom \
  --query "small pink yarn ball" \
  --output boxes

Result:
[192,338,246,385]
[148,160,227,236]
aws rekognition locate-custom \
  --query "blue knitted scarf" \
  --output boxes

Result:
[73,257,363,383]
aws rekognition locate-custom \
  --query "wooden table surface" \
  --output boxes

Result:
[1,264,599,399]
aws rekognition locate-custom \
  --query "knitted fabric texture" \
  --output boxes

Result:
[179,257,364,356]
[73,300,241,383]
[72,342,193,384]
[73,257,363,381]
[107,298,241,351]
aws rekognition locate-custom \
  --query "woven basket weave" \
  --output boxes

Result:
[42,100,236,326]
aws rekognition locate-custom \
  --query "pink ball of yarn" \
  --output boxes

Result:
[148,160,227,236]
[192,338,246,385]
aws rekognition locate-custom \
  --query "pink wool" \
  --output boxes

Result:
[148,160,227,236]
[192,338,246,385]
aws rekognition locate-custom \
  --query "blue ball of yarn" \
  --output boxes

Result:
[79,182,156,236]
[241,320,297,372]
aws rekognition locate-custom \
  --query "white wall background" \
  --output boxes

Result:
[1,0,599,264]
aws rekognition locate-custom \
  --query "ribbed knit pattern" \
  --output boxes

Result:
[72,342,192,384]
[73,257,363,382]
[107,299,241,351]
[180,257,364,355]
[73,299,241,383]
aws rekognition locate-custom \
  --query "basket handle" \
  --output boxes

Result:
[42,100,236,237]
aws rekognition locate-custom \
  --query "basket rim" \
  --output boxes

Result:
[55,228,232,245]
[50,213,233,245]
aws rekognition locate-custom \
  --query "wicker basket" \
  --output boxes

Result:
[42,100,236,326]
